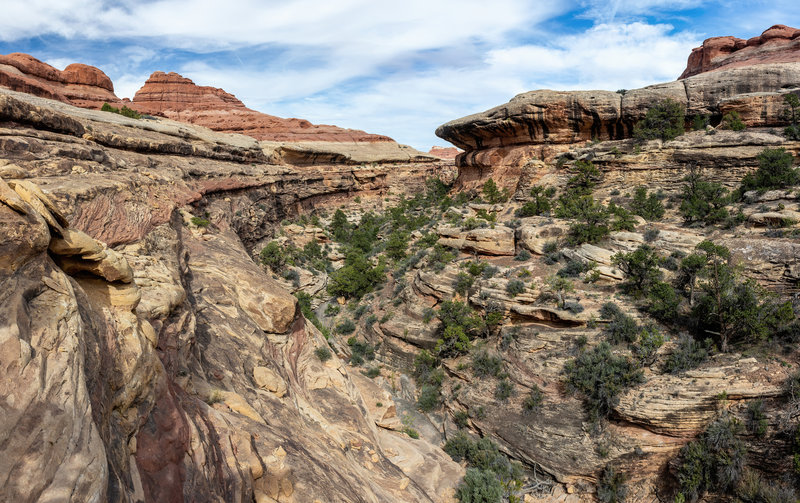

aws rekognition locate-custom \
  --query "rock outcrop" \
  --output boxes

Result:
[436,25,800,178]
[131,71,394,143]
[680,24,800,78]
[0,86,459,502]
[0,53,119,108]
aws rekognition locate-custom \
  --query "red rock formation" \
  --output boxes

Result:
[428,146,460,159]
[0,53,119,108]
[131,71,393,143]
[680,24,800,78]
[0,54,395,144]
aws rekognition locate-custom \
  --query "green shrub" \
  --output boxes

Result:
[514,250,531,261]
[522,384,544,414]
[692,114,710,131]
[597,465,627,503]
[633,325,664,365]
[505,279,525,297]
[608,202,637,232]
[557,258,587,278]
[456,468,503,503]
[646,281,680,322]
[745,399,767,438]
[494,378,514,402]
[445,432,523,501]
[736,469,797,503]
[314,346,332,362]
[600,303,640,345]
[191,216,210,227]
[385,230,410,261]
[612,245,663,298]
[259,241,286,272]
[454,272,475,296]
[335,319,356,335]
[675,414,746,501]
[720,111,746,131]
[454,410,470,429]
[516,185,554,217]
[634,98,685,142]
[471,350,503,378]
[663,335,710,374]
[679,167,730,225]
[482,178,509,204]
[347,337,375,365]
[363,366,380,378]
[630,186,665,221]
[327,250,385,299]
[739,147,799,194]
[565,196,611,244]
[417,383,442,411]
[564,342,644,421]
[101,102,142,119]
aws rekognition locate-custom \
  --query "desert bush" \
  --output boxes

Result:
[335,318,356,335]
[630,185,665,221]
[739,147,799,194]
[720,111,746,131]
[260,241,285,270]
[600,303,639,345]
[522,384,544,414]
[679,167,730,225]
[564,342,644,421]
[454,272,475,296]
[663,335,710,374]
[314,346,332,362]
[456,468,503,503]
[514,250,531,261]
[612,244,663,298]
[505,279,525,297]
[675,414,746,502]
[494,378,514,402]
[634,98,685,142]
[472,349,503,378]
[597,465,627,503]
[516,185,555,217]
[482,178,509,204]
[557,258,587,278]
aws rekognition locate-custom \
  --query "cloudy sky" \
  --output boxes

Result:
[1,1,798,150]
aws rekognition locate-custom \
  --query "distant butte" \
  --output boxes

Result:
[130,71,393,143]
[0,54,395,144]
[680,24,800,78]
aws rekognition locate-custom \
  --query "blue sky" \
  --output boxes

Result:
[1,1,798,150]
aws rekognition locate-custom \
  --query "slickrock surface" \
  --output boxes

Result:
[680,24,800,78]
[0,87,459,502]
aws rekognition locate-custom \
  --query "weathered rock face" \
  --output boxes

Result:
[0,87,460,502]
[436,26,800,178]
[131,71,394,143]
[428,146,461,160]
[680,24,800,78]
[0,53,119,108]
[0,54,428,160]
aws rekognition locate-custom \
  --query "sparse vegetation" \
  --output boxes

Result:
[101,102,142,119]
[634,98,685,142]
[564,342,644,422]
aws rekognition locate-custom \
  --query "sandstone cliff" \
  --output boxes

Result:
[436,25,800,182]
[0,87,459,502]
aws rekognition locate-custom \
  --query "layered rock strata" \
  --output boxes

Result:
[436,25,800,179]
[0,87,459,502]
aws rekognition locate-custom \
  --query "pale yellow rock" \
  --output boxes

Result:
[8,180,64,234]
[253,366,288,397]
[8,180,68,227]
[0,177,28,215]
[49,228,104,257]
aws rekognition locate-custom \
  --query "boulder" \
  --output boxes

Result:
[437,224,515,255]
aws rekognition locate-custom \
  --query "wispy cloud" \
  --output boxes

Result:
[1,0,799,149]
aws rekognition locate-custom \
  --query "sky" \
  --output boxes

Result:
[1,1,799,150]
